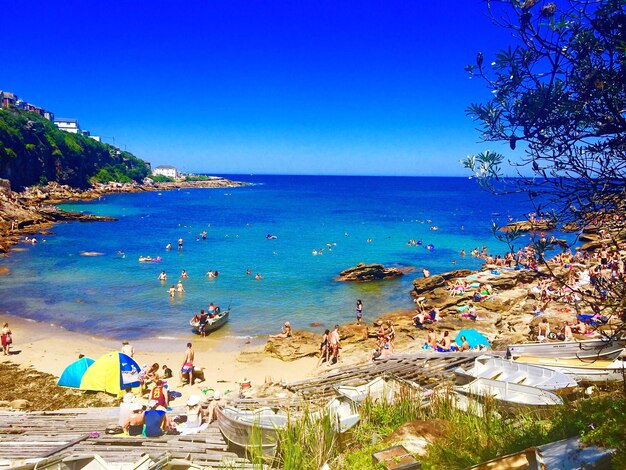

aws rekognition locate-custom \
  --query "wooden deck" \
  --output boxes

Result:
[0,407,256,469]
[285,351,500,399]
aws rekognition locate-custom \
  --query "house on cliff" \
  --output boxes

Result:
[153,165,179,179]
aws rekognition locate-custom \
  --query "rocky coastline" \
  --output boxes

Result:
[0,177,248,255]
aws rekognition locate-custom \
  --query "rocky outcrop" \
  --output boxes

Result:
[412,270,473,295]
[264,331,320,361]
[502,219,556,232]
[337,263,404,282]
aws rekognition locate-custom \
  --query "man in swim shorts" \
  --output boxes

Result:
[180,342,195,386]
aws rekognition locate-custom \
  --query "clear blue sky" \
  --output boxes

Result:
[2,0,514,176]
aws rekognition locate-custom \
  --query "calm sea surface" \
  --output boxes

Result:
[0,175,537,340]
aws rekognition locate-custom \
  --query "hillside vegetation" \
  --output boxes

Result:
[0,108,149,189]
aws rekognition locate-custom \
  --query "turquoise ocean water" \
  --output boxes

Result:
[0,175,536,340]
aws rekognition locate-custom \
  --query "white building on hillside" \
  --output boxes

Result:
[54,118,81,134]
[153,165,179,178]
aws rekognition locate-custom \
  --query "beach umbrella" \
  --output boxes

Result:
[455,329,490,349]
[57,357,95,388]
[79,352,141,396]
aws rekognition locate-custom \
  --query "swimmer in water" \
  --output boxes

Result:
[181,270,189,279]
[158,271,167,281]
[168,285,176,297]
[176,281,185,293]
[166,243,172,250]
[255,273,262,280]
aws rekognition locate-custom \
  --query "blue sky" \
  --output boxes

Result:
[2,0,514,176]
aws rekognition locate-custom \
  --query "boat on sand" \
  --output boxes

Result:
[454,355,577,391]
[506,338,624,360]
[513,356,626,383]
[454,377,563,411]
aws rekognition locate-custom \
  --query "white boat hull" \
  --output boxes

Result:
[454,377,563,411]
[455,355,577,390]
[513,357,626,383]
[507,338,624,360]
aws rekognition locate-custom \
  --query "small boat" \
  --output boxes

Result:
[334,377,392,404]
[454,377,563,411]
[454,355,577,391]
[216,406,288,457]
[189,309,229,334]
[217,399,359,458]
[513,356,626,383]
[507,338,624,360]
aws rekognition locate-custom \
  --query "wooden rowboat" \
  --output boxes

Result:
[506,338,624,360]
[454,355,577,391]
[189,309,229,334]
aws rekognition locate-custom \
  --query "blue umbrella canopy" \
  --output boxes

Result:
[455,329,490,349]
[57,357,95,388]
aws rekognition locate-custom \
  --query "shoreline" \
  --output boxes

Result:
[0,177,250,255]
[1,311,320,407]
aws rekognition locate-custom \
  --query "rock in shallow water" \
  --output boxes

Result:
[337,263,404,282]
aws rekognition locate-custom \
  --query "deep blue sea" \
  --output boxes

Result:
[0,175,537,340]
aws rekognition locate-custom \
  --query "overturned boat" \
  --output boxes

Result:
[454,355,577,391]
[513,356,626,383]
[454,377,563,412]
[507,338,624,360]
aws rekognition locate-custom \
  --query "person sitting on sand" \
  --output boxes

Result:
[572,319,587,335]
[162,364,173,379]
[458,335,471,352]
[537,318,551,342]
[370,347,382,361]
[205,391,227,424]
[269,322,292,339]
[413,311,427,329]
[123,403,146,436]
[427,329,437,349]
[150,379,169,408]
[436,331,452,352]
[142,363,160,392]
[562,321,574,341]
[183,395,203,429]
[379,343,393,359]
[144,400,171,437]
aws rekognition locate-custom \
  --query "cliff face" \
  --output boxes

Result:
[0,108,148,190]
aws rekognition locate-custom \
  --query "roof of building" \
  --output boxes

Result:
[54,118,79,123]
[154,165,178,170]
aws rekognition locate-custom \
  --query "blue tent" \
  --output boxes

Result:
[57,357,95,388]
[455,329,490,349]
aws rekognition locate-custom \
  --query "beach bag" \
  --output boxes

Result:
[5,334,11,345]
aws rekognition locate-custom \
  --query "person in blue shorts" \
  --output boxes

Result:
[144,400,170,437]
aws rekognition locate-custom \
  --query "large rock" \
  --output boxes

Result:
[337,263,403,282]
[264,331,319,361]
[412,269,473,295]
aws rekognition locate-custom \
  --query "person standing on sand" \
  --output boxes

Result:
[356,299,363,325]
[180,342,195,386]
[121,340,134,358]
[329,325,341,364]
[1,323,12,356]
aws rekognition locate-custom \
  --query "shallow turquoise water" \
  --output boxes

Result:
[0,175,538,340]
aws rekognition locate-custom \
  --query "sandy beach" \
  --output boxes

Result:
[1,312,319,406]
